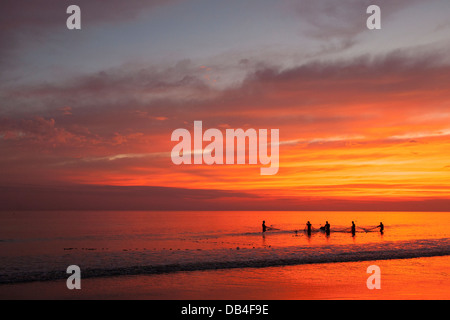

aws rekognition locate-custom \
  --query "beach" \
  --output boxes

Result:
[1,256,449,300]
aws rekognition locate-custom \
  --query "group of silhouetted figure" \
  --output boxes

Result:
[309,220,384,236]
[262,220,384,236]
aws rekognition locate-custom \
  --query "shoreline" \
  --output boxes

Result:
[1,255,449,300]
[2,237,449,285]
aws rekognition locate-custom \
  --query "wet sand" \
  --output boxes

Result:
[1,255,448,300]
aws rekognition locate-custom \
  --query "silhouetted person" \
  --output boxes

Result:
[377,222,384,233]
[306,221,312,236]
[325,221,330,235]
[262,220,267,233]
[351,221,356,236]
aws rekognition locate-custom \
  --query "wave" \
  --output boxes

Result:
[1,238,449,284]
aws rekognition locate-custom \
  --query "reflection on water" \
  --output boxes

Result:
[0,211,449,285]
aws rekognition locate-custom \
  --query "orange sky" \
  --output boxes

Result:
[2,57,450,210]
[1,1,450,210]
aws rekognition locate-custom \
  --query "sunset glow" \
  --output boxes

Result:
[1,0,450,210]
[1,0,450,303]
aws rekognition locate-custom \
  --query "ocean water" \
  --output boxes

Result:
[1,211,449,287]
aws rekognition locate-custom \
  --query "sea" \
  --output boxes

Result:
[0,211,449,299]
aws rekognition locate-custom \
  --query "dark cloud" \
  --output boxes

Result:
[0,184,259,211]
[2,47,450,143]
[1,184,450,211]
[0,116,101,148]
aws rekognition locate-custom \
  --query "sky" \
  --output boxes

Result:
[1,0,450,210]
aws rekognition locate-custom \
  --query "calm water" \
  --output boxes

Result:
[1,211,449,286]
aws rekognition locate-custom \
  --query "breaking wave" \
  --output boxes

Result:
[1,238,449,284]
